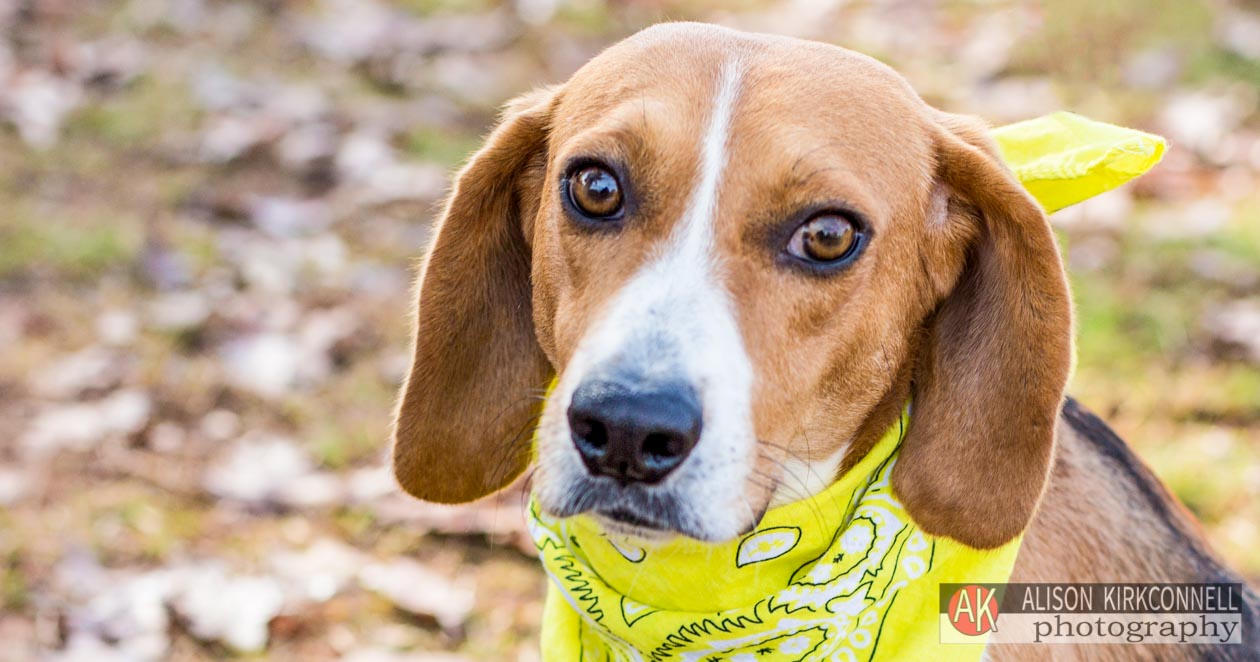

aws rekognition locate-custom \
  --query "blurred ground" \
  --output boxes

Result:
[0,0,1257,660]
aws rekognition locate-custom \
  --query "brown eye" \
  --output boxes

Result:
[567,165,624,219]
[787,213,859,264]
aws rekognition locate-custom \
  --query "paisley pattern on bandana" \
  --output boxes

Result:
[528,416,1022,662]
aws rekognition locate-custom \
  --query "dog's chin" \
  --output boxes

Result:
[591,509,680,543]
[593,504,763,544]
[538,490,759,543]
[534,458,769,543]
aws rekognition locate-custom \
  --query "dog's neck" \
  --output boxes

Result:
[769,361,916,507]
[767,444,849,508]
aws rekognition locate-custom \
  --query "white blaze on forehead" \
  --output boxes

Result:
[569,58,746,374]
[678,58,742,259]
[541,60,757,541]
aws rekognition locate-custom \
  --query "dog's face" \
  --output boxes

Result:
[393,24,1072,548]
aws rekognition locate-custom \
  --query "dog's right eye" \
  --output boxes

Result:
[566,165,624,220]
[787,213,861,265]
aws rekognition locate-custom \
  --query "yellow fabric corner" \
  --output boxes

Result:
[993,111,1166,213]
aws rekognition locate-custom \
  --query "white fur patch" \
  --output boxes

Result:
[768,444,848,508]
[537,60,757,541]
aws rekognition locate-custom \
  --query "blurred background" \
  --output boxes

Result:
[0,0,1257,660]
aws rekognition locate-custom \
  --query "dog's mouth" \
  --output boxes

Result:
[592,496,685,535]
[544,485,698,540]
[597,506,661,528]
[536,436,776,542]
[559,487,767,543]
[591,506,679,541]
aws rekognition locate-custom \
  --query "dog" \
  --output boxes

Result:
[390,23,1259,660]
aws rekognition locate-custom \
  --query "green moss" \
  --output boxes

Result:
[1,568,27,612]
[311,427,382,470]
[1071,268,1189,375]
[1204,367,1260,420]
[402,127,481,167]
[333,507,378,544]
[551,0,619,35]
[118,499,206,561]
[65,75,198,149]
[1209,199,1260,264]
[1149,426,1255,517]
[0,204,141,281]
[1187,46,1260,89]
[395,0,498,16]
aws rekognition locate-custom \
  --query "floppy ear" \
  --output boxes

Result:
[392,87,560,503]
[892,112,1074,549]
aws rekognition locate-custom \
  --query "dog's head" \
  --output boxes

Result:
[392,24,1072,549]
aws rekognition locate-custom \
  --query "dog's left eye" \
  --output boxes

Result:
[787,213,861,264]
[566,165,624,219]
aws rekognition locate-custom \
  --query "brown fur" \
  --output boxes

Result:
[890,111,1073,549]
[392,88,558,503]
[392,24,1256,652]
[993,400,1260,659]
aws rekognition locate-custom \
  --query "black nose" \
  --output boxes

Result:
[567,379,702,485]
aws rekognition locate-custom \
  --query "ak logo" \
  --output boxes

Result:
[947,584,1000,636]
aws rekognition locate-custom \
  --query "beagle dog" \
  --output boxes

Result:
[391,23,1259,660]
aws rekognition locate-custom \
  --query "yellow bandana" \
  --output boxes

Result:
[527,114,1165,661]
[529,416,1016,661]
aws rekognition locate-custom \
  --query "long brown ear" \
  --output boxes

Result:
[392,87,559,503]
[892,113,1073,549]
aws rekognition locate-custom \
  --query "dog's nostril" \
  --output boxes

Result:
[572,417,608,454]
[642,432,685,467]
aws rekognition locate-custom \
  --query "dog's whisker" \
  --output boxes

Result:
[476,408,544,498]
